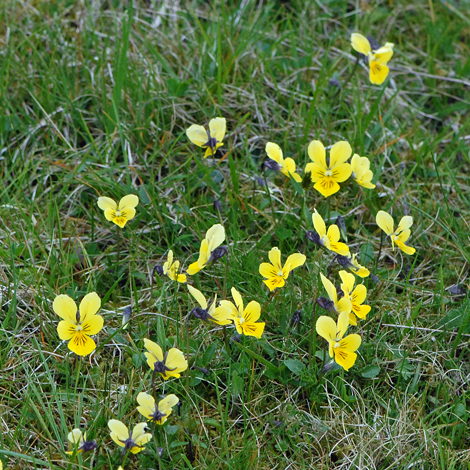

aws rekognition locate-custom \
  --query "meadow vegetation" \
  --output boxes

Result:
[1,0,470,468]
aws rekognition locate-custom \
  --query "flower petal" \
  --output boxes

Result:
[108,419,128,446]
[337,297,352,315]
[339,333,362,352]
[186,124,208,147]
[397,216,413,233]
[304,163,325,182]
[206,224,225,253]
[376,210,394,236]
[144,339,164,362]
[79,292,101,322]
[285,253,306,272]
[369,61,389,85]
[220,300,238,319]
[374,46,394,63]
[263,276,284,291]
[209,117,226,143]
[212,306,233,325]
[329,240,350,256]
[351,33,371,55]
[231,287,244,314]
[97,197,117,211]
[243,300,261,323]
[329,141,352,167]
[316,316,337,342]
[137,392,156,419]
[331,163,352,183]
[68,428,84,445]
[165,348,188,376]
[186,261,202,275]
[118,194,139,210]
[320,273,337,303]
[307,140,326,167]
[81,315,104,336]
[259,263,278,279]
[188,285,207,309]
[53,295,77,323]
[337,311,350,339]
[314,178,340,198]
[240,320,265,338]
[268,247,282,271]
[351,284,367,304]
[158,394,179,415]
[57,320,77,340]
[103,207,116,222]
[312,209,326,237]
[266,142,283,164]
[395,240,416,255]
[334,349,358,371]
[339,270,355,296]
[68,332,96,356]
[120,207,136,222]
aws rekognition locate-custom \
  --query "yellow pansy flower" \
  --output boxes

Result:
[265,142,302,182]
[65,428,97,455]
[187,285,232,325]
[97,195,139,229]
[310,209,349,256]
[351,33,394,85]
[305,140,352,198]
[259,247,306,291]
[220,287,265,339]
[186,117,226,159]
[350,154,375,189]
[337,253,370,278]
[316,311,362,371]
[376,210,416,255]
[187,224,226,275]
[163,250,187,283]
[320,273,352,315]
[108,420,151,455]
[136,392,179,425]
[143,339,188,380]
[339,270,371,325]
[54,293,104,357]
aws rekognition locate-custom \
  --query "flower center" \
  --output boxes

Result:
[115,210,121,217]
[277,269,284,277]
[239,317,245,325]
[334,342,340,349]
[76,324,83,331]
[325,170,332,177]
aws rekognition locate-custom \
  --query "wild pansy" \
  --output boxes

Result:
[108,420,151,455]
[136,392,179,425]
[351,154,375,189]
[259,247,306,291]
[305,140,352,198]
[306,209,349,256]
[143,339,188,380]
[316,311,362,371]
[220,287,265,339]
[163,250,187,283]
[376,210,416,255]
[265,142,302,182]
[320,273,352,316]
[187,285,232,325]
[336,253,370,278]
[351,33,394,85]
[339,270,371,325]
[65,429,97,455]
[54,292,104,357]
[97,195,139,229]
[186,117,226,159]
[187,224,226,275]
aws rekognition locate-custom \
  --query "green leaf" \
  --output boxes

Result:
[360,364,381,378]
[275,227,293,241]
[231,370,244,398]
[283,359,305,376]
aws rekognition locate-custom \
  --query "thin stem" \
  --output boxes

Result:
[309,303,317,369]
[376,230,384,269]
[74,356,82,394]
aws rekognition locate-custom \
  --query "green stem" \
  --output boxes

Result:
[74,356,82,394]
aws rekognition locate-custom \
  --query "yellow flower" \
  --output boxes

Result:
[351,33,394,85]
[108,420,151,455]
[163,250,187,283]
[187,224,226,275]
[66,428,97,455]
[187,285,232,325]
[310,209,349,256]
[136,392,179,425]
[265,142,302,182]
[259,247,306,291]
[337,253,370,278]
[350,154,375,189]
[305,140,352,198]
[220,287,265,339]
[186,117,226,159]
[143,339,188,380]
[54,293,104,356]
[376,210,416,255]
[320,273,352,315]
[339,270,371,325]
[316,311,362,371]
[97,195,139,228]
